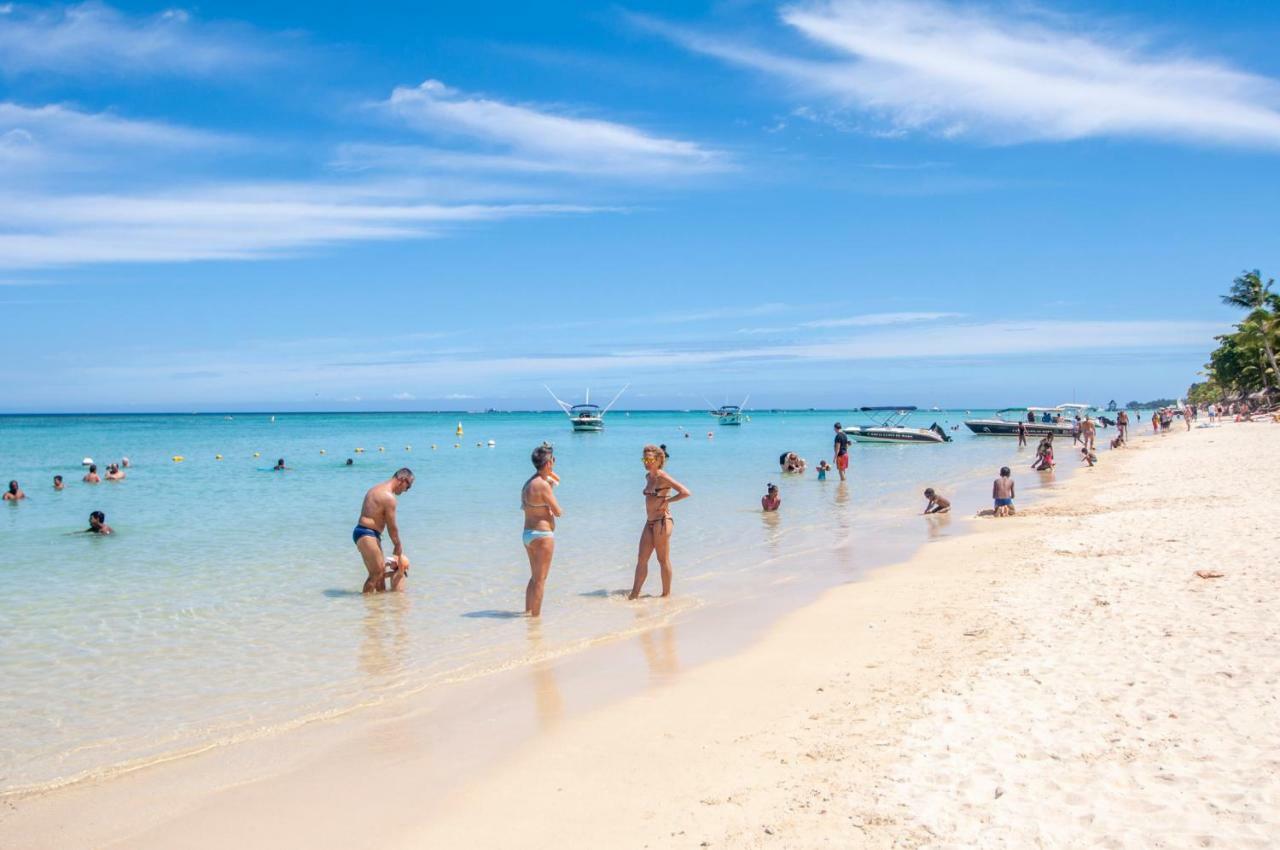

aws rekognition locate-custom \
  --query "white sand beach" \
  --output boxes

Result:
[3,421,1276,849]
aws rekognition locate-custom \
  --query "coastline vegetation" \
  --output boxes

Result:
[1188,270,1279,405]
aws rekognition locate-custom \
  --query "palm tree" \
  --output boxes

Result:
[1222,270,1278,391]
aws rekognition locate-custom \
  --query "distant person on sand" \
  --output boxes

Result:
[4,480,24,501]
[1081,415,1096,450]
[83,464,100,484]
[992,467,1015,517]
[761,483,780,512]
[1117,409,1129,442]
[630,444,690,600]
[833,422,850,481]
[353,468,414,593]
[53,475,64,491]
[84,511,112,534]
[923,488,950,514]
[521,443,562,618]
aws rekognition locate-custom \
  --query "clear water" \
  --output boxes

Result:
[0,409,1117,793]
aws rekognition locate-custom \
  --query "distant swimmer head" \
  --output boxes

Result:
[659,443,669,459]
[345,458,353,466]
[999,466,1011,477]
[7,480,17,494]
[531,442,555,471]
[88,510,106,530]
[53,475,63,485]
[392,467,415,493]
[642,444,666,469]
[89,464,97,473]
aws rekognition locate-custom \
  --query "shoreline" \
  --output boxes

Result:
[0,424,1196,848]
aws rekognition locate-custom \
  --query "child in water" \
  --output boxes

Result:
[1081,447,1098,467]
[816,460,831,480]
[761,483,781,512]
[923,488,950,514]
[992,467,1015,517]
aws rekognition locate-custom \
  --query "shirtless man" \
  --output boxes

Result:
[922,488,950,514]
[105,463,126,481]
[992,467,1015,517]
[1081,415,1096,451]
[4,480,24,501]
[353,468,414,593]
[53,475,64,491]
[83,464,101,484]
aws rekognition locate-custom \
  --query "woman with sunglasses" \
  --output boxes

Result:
[629,444,691,600]
[521,443,562,617]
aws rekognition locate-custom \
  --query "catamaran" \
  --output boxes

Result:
[841,406,952,444]
[964,403,1094,436]
[546,385,629,432]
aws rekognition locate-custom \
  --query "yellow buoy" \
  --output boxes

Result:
[378,446,385,452]
[253,451,261,458]
[172,455,185,463]
[453,443,460,449]
[320,449,326,455]
[355,447,365,453]
[431,444,437,450]
[215,454,223,461]
[404,445,412,451]
[456,422,464,436]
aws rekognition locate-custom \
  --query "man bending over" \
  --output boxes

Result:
[353,468,414,593]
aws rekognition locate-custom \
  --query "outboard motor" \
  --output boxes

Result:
[930,422,952,442]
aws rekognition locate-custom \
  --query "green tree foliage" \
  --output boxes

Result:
[1200,270,1279,399]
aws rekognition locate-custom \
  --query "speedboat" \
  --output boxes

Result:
[842,407,951,444]
[546,385,629,433]
[711,404,745,425]
[965,404,1093,436]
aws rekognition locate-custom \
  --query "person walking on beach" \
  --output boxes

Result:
[4,480,24,501]
[353,468,414,594]
[833,422,850,481]
[629,444,690,600]
[1017,420,1027,447]
[992,467,1016,517]
[1081,415,1097,451]
[1117,409,1129,443]
[521,443,562,618]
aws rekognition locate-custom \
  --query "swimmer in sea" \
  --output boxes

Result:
[273,458,289,471]
[520,443,562,617]
[761,483,780,512]
[629,444,691,600]
[345,458,354,466]
[923,487,950,514]
[105,463,125,481]
[353,468,414,593]
[85,511,112,534]
[53,475,64,491]
[992,467,1015,517]
[83,464,101,484]
[4,480,24,501]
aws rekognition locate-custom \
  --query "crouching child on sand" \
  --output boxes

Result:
[923,488,950,514]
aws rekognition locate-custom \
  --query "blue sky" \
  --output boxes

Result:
[2,0,1278,412]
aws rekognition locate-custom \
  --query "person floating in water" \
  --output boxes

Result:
[4,480,24,501]
[345,458,354,466]
[85,511,112,534]
[992,467,1015,517]
[923,488,950,514]
[630,444,691,600]
[521,443,562,618]
[53,475,64,491]
[273,458,289,471]
[83,464,101,484]
[832,422,850,481]
[353,468,414,593]
[761,483,780,512]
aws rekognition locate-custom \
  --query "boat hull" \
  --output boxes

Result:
[844,427,946,444]
[572,421,604,432]
[964,420,1074,437]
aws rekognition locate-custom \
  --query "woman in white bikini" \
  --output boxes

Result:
[521,443,562,617]
[629,444,691,600]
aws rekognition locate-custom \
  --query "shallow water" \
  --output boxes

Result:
[0,409,1119,793]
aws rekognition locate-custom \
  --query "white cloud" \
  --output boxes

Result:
[0,183,597,267]
[647,0,1280,148]
[0,2,275,77]
[381,79,726,176]
[391,392,415,400]
[803,310,962,328]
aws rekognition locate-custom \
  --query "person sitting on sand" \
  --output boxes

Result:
[83,464,101,484]
[84,511,112,534]
[630,444,691,600]
[816,460,831,480]
[4,480,24,501]
[1081,447,1097,467]
[53,475,64,491]
[353,468,414,593]
[761,483,780,512]
[104,463,125,481]
[521,443,562,618]
[923,488,950,514]
[992,467,1015,517]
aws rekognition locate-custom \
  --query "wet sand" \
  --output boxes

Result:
[4,420,1274,848]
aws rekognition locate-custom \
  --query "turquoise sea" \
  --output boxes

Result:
[0,409,1121,794]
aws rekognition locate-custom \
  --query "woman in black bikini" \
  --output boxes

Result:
[629,444,691,600]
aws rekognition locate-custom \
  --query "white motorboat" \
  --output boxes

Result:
[547,385,629,432]
[965,404,1093,436]
[842,407,951,444]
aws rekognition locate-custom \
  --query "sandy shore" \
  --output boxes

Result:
[4,421,1276,848]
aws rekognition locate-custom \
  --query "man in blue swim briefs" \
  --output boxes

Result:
[354,468,414,593]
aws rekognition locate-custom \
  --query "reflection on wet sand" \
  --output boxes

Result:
[526,621,564,731]
[638,623,681,683]
[925,512,953,539]
[760,509,782,555]
[358,594,411,684]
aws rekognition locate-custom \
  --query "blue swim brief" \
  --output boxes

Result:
[352,525,382,545]
[994,498,1013,507]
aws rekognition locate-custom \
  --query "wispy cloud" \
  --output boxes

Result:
[0,183,597,268]
[0,2,277,77]
[803,310,962,328]
[380,79,727,176]
[643,0,1280,149]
